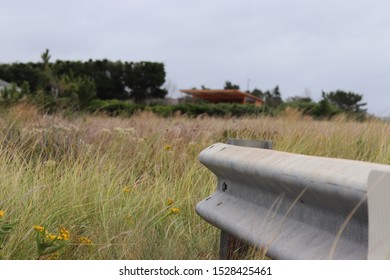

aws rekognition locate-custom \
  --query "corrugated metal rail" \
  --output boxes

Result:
[195,141,390,259]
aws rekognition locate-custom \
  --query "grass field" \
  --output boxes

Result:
[1,104,390,259]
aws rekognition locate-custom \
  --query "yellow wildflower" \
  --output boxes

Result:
[123,186,132,193]
[46,234,58,241]
[58,226,70,241]
[78,236,93,245]
[166,198,174,206]
[164,145,173,151]
[34,225,45,232]
[0,210,5,218]
[169,207,180,215]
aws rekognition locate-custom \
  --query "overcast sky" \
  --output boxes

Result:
[1,0,390,116]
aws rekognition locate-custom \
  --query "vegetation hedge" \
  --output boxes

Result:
[87,100,268,117]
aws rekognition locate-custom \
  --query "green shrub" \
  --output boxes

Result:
[87,99,142,116]
[149,103,266,117]
[86,100,266,117]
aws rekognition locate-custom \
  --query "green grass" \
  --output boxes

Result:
[0,104,389,259]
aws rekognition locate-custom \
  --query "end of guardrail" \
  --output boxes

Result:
[196,139,390,260]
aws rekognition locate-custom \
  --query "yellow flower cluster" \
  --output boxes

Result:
[0,210,5,218]
[46,233,57,241]
[33,225,70,241]
[58,226,70,241]
[123,186,132,193]
[166,198,174,206]
[170,208,180,215]
[34,225,45,232]
[78,236,93,245]
[164,145,173,151]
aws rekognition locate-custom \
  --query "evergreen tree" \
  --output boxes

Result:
[224,81,240,90]
[323,90,366,113]
[251,88,264,98]
[124,62,167,103]
[264,86,283,108]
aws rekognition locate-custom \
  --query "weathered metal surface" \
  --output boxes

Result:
[227,138,272,149]
[219,139,272,260]
[367,171,390,259]
[196,143,390,259]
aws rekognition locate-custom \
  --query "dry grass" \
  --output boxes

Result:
[0,104,389,259]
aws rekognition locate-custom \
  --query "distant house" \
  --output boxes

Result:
[0,79,12,91]
[180,89,264,106]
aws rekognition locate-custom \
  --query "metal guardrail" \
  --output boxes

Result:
[195,141,390,259]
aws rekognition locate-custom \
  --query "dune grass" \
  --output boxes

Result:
[0,104,390,259]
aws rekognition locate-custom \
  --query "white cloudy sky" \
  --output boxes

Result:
[1,0,390,116]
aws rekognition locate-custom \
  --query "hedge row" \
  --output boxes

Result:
[87,99,268,117]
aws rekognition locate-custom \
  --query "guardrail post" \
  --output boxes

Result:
[219,139,272,260]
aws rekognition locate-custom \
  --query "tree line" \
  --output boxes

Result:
[220,80,367,119]
[0,50,368,119]
[0,49,167,111]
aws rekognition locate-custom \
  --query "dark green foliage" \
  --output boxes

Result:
[87,100,265,118]
[224,81,240,90]
[323,90,367,113]
[0,83,24,105]
[0,50,168,106]
[124,62,167,103]
[87,99,141,116]
[54,74,97,110]
[76,76,97,108]
[247,86,283,109]
[0,50,369,120]
[251,88,264,98]
[0,63,41,91]
[20,81,30,96]
[52,59,166,102]
[264,86,283,108]
[286,96,312,103]
[284,94,340,119]
[311,98,340,119]
[149,103,264,117]
[285,101,318,116]
[0,219,16,248]
[86,59,127,100]
[283,90,368,120]
[25,50,98,112]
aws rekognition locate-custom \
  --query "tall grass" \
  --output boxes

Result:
[0,104,390,259]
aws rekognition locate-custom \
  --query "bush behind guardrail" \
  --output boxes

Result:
[87,99,267,117]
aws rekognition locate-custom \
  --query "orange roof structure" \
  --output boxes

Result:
[180,89,264,106]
